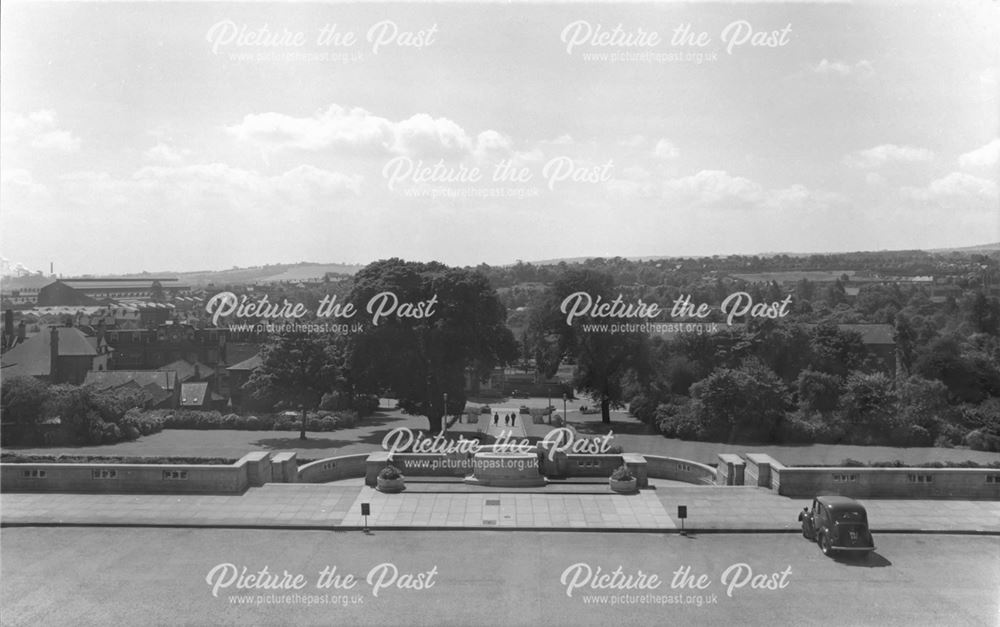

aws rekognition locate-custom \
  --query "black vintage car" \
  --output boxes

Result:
[798,495,876,557]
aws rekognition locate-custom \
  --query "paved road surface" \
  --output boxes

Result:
[2,529,997,626]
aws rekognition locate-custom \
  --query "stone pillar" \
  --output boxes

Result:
[621,453,648,489]
[716,453,746,486]
[270,452,298,483]
[365,452,392,487]
[239,451,272,487]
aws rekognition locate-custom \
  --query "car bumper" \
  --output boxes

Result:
[830,545,875,552]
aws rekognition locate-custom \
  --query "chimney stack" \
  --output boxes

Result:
[49,326,60,382]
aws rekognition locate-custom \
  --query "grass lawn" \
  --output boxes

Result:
[4,402,998,467]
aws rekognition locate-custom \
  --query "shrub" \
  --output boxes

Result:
[378,465,403,480]
[0,376,49,425]
[628,393,662,424]
[965,428,1000,452]
[610,465,634,481]
[338,411,358,429]
[655,401,701,440]
[889,424,933,447]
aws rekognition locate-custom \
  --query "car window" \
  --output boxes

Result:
[835,510,866,523]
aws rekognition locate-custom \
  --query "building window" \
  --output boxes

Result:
[92,469,118,479]
[22,469,46,479]
[987,475,999,484]
[163,470,188,480]
[907,474,933,483]
[833,474,858,483]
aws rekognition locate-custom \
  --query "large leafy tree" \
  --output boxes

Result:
[689,359,790,442]
[246,332,342,439]
[528,267,651,423]
[0,376,49,425]
[348,259,517,433]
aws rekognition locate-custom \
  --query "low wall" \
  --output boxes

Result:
[297,454,369,483]
[561,454,622,478]
[644,456,716,485]
[771,465,1000,499]
[744,453,776,488]
[1,456,255,494]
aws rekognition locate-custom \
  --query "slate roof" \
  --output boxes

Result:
[84,370,177,391]
[226,354,262,372]
[180,382,209,406]
[158,359,213,382]
[0,327,98,377]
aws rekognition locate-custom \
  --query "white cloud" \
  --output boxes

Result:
[52,163,362,222]
[959,138,1000,169]
[812,59,874,78]
[2,110,81,153]
[662,170,763,206]
[659,170,844,212]
[866,172,886,186]
[618,134,646,148]
[226,104,515,161]
[652,139,679,160]
[0,168,52,204]
[844,144,935,168]
[143,143,190,164]
[902,172,998,205]
[130,163,362,199]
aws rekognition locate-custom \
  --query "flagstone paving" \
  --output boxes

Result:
[3,482,998,533]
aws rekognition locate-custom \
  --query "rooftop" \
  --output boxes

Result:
[83,370,177,391]
[0,327,98,378]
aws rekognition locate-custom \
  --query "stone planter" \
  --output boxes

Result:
[609,477,638,494]
[376,476,406,493]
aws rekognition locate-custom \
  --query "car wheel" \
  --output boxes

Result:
[819,533,833,557]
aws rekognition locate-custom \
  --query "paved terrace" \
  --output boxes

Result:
[3,483,999,533]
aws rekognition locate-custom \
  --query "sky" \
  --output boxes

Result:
[1,0,997,276]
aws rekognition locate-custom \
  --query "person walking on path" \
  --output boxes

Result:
[494,413,499,426]
[511,413,517,426]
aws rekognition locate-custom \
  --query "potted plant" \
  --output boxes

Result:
[376,464,406,493]
[609,465,637,493]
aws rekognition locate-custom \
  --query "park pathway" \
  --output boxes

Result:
[483,408,527,440]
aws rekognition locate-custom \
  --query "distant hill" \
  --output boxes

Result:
[529,243,1000,266]
[117,262,363,286]
[927,242,1000,253]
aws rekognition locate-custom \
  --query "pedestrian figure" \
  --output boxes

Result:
[494,412,499,426]
[504,414,510,426]
[511,414,516,426]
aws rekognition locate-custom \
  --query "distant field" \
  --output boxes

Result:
[170,262,362,285]
[258,263,361,282]
[730,270,856,283]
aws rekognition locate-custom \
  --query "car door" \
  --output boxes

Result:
[803,499,819,536]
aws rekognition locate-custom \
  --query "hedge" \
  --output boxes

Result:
[140,409,361,432]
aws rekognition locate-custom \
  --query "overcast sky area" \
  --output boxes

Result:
[1,0,997,276]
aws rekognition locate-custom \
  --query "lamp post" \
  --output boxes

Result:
[562,393,568,427]
[443,392,449,432]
